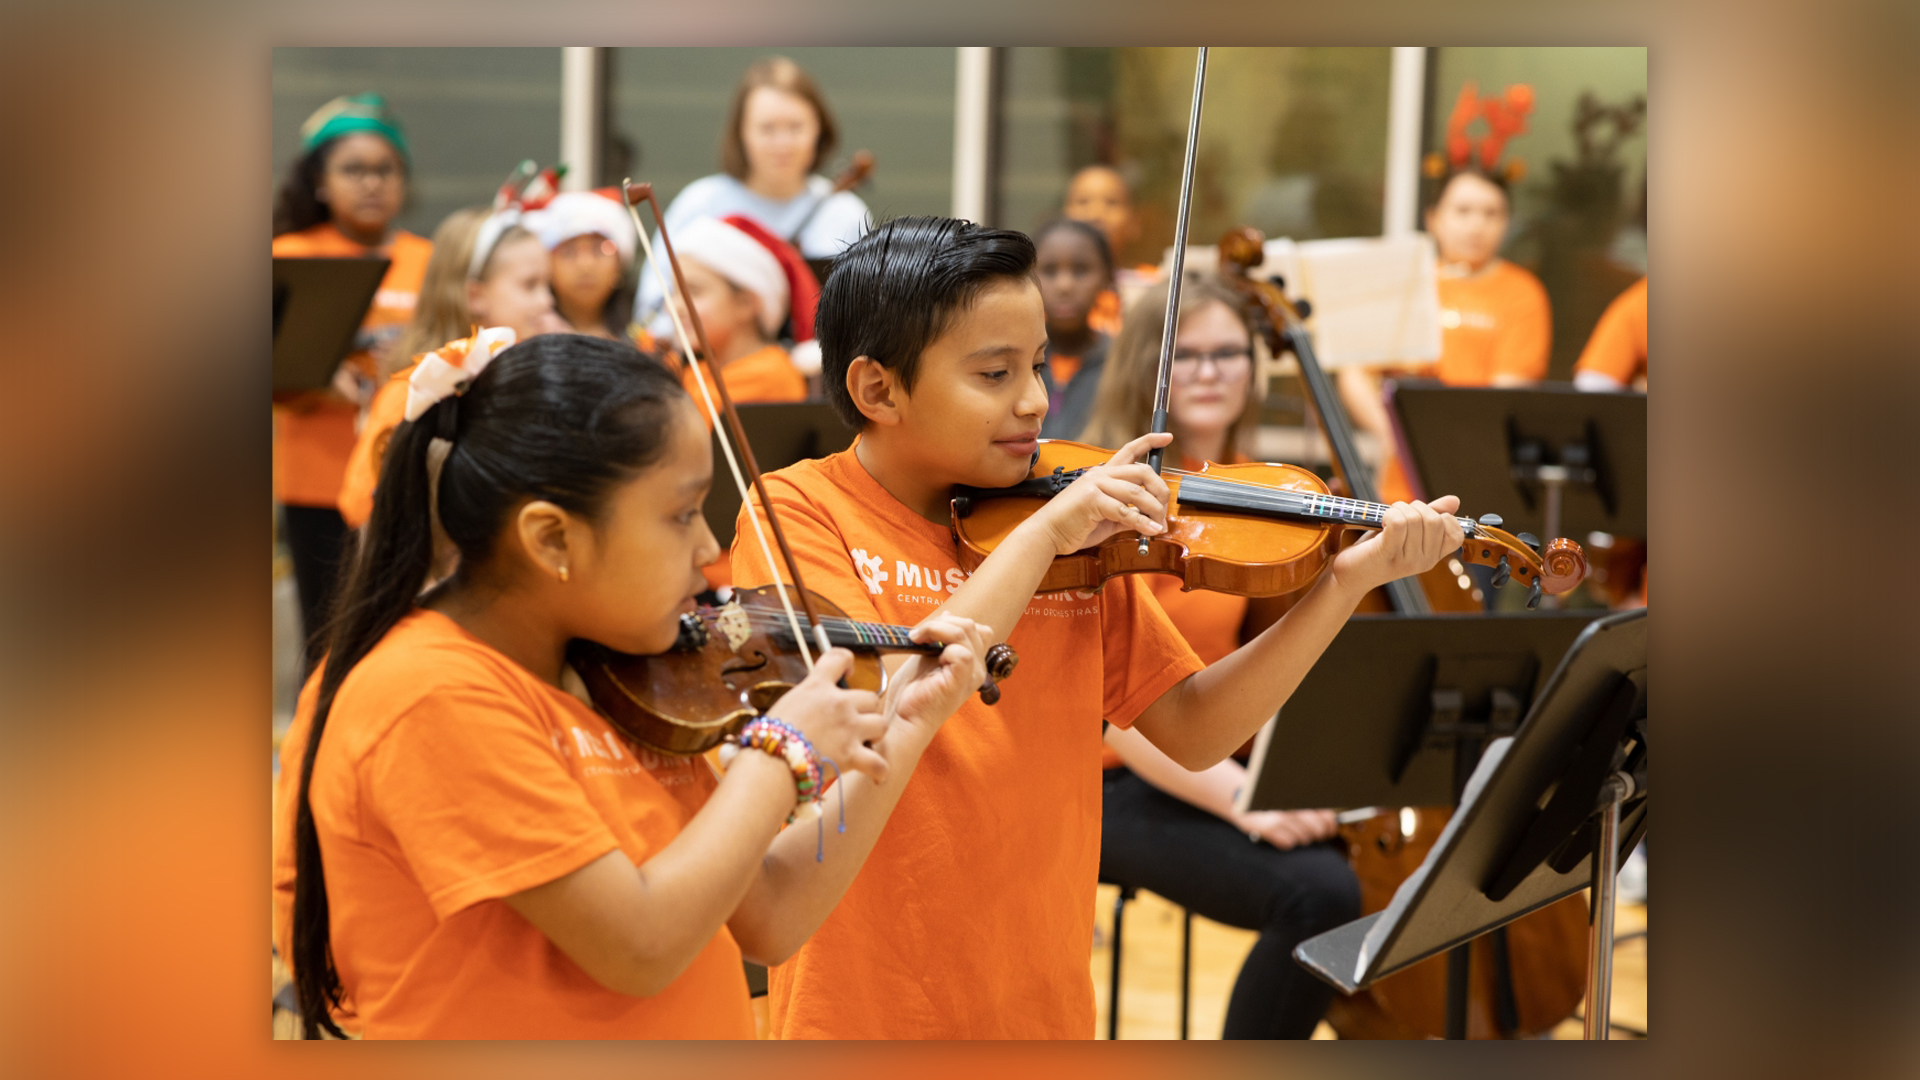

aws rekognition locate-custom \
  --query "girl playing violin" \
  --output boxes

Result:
[728,216,1464,1038]
[1081,274,1360,1039]
[272,333,989,1038]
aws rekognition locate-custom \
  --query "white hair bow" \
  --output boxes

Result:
[403,326,518,423]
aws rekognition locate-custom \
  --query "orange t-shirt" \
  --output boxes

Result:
[731,449,1202,1038]
[1429,259,1551,386]
[270,610,754,1039]
[1379,259,1551,503]
[271,225,434,508]
[681,344,807,414]
[1575,277,1648,387]
[336,365,414,530]
[1087,288,1122,338]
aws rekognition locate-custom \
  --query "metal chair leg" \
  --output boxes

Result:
[1179,907,1192,1039]
[1107,885,1134,1040]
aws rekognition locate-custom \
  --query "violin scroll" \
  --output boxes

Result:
[1456,524,1588,606]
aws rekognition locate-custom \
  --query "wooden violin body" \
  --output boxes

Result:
[569,584,1018,757]
[951,440,1585,603]
[568,586,891,756]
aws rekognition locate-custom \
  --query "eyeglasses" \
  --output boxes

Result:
[1170,346,1252,380]
[330,161,401,186]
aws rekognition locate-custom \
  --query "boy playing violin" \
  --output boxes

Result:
[731,216,1465,1039]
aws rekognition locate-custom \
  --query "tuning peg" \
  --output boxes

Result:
[1477,513,1504,528]
[1293,298,1313,319]
[1490,554,1512,589]
[1517,531,1542,554]
[1526,578,1543,609]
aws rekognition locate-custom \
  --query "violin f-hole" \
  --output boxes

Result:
[720,650,771,678]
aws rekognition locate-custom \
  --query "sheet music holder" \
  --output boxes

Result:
[701,403,856,551]
[1236,611,1607,815]
[272,256,390,392]
[1294,609,1647,1039]
[1388,382,1647,542]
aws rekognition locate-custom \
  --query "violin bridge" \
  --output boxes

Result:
[714,601,753,653]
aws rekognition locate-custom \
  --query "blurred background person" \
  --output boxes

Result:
[272,93,433,668]
[526,189,642,345]
[1033,219,1115,440]
[635,57,870,356]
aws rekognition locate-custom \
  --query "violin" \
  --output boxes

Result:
[950,439,1586,604]
[558,182,1015,758]
[569,585,1018,756]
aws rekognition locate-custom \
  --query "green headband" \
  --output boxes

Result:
[300,92,410,164]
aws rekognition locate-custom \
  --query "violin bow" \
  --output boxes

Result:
[621,181,831,666]
[1141,46,1210,555]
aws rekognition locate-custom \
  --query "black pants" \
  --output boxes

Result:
[281,504,349,672]
[1100,767,1361,1039]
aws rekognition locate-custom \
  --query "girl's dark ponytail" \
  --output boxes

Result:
[287,335,682,1037]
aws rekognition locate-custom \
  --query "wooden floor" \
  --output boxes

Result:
[1089,882,1647,1040]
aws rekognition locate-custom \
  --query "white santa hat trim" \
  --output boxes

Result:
[671,216,789,338]
[523,191,637,266]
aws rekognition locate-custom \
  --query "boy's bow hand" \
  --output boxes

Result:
[1027,432,1173,556]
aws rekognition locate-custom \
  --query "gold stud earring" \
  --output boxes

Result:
[558,565,570,583]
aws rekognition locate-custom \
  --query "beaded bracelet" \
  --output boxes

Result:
[717,717,846,861]
[718,717,824,823]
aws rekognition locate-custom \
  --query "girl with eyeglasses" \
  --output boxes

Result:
[1079,276,1362,1039]
[273,93,435,669]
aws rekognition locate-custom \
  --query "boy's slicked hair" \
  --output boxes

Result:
[817,215,1037,428]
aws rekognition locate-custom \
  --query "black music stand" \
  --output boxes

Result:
[1387,382,1647,545]
[1293,609,1647,1040]
[273,256,389,392]
[1238,611,1605,815]
[701,402,856,551]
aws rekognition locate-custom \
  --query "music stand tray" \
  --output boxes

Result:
[1389,382,1647,541]
[1238,611,1608,815]
[702,403,856,552]
[272,256,390,392]
[1294,610,1647,1038]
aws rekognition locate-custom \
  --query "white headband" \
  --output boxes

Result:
[671,216,789,336]
[468,209,524,280]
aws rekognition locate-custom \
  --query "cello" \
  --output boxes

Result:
[1215,224,1591,1040]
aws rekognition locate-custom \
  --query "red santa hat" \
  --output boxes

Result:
[671,214,823,374]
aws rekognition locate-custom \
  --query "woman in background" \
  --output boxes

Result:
[1082,276,1361,1040]
[635,57,869,357]
[272,92,433,667]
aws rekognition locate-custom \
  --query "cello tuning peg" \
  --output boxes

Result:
[1477,513,1503,528]
[1490,554,1512,589]
[1526,578,1544,609]
[1517,531,1542,553]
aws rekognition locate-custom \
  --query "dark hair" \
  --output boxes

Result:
[1423,166,1513,215]
[816,216,1037,428]
[273,135,412,237]
[721,57,838,181]
[1032,218,1114,277]
[289,335,685,1037]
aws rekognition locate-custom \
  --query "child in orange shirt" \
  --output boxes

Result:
[663,214,817,406]
[1032,219,1113,440]
[276,333,988,1039]
[1340,84,1551,502]
[337,200,567,530]
[525,189,644,345]
[730,216,1463,1039]
[272,93,434,664]
[1081,275,1358,1039]
[1574,276,1648,391]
